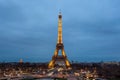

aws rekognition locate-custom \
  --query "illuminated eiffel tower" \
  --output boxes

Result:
[48,12,71,68]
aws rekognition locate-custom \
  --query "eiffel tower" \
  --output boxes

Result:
[48,12,71,68]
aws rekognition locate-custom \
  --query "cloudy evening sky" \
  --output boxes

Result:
[0,0,120,62]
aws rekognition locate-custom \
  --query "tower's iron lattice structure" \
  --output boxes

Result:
[48,12,71,68]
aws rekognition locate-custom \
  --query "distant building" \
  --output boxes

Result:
[19,59,23,63]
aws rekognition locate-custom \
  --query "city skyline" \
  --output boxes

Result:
[0,0,120,62]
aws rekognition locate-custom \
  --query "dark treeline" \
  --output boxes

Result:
[72,62,120,80]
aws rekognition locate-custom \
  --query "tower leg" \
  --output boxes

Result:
[48,49,58,68]
[62,49,71,67]
[48,60,55,68]
[65,59,71,67]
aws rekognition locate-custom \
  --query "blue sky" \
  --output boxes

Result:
[0,0,120,62]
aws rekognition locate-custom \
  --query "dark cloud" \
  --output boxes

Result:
[0,0,120,62]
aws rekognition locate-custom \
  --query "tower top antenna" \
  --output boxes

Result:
[59,9,62,14]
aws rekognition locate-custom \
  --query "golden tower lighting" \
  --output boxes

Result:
[48,12,71,68]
